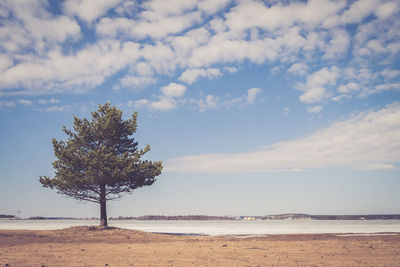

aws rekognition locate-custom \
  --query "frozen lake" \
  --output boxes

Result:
[1,219,400,236]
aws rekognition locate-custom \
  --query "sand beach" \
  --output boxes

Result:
[1,226,399,266]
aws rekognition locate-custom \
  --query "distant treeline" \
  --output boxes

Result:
[310,214,400,220]
[261,214,400,220]
[27,216,98,220]
[0,214,15,219]
[110,215,236,220]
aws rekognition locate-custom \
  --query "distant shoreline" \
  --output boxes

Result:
[2,213,400,220]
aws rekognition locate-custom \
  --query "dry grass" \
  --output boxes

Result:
[1,227,399,266]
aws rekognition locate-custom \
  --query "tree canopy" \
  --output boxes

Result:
[40,103,162,227]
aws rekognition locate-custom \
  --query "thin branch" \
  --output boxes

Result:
[58,189,100,203]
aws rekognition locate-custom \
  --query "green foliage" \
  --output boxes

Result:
[40,103,163,204]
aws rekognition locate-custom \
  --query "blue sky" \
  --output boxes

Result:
[1,0,400,218]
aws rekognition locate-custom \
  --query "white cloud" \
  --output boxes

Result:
[18,99,33,106]
[0,54,13,72]
[205,95,218,108]
[300,87,327,103]
[298,66,339,103]
[0,100,16,108]
[224,67,238,73]
[366,39,386,53]
[0,40,141,95]
[1,0,399,110]
[0,0,81,54]
[44,105,73,112]
[288,63,308,75]
[375,1,398,20]
[37,98,59,105]
[224,0,345,33]
[137,85,261,112]
[283,107,290,117]
[358,82,400,97]
[280,26,307,52]
[197,94,219,112]
[96,17,134,37]
[134,62,154,77]
[341,0,380,24]
[222,88,262,108]
[331,94,351,102]
[246,88,261,104]
[50,98,59,104]
[387,41,400,54]
[160,83,186,98]
[188,36,281,67]
[179,68,221,84]
[224,0,285,32]
[195,88,261,112]
[137,83,187,111]
[375,83,400,93]
[324,29,350,59]
[114,0,137,16]
[142,0,197,16]
[338,82,360,93]
[381,69,400,79]
[128,99,149,109]
[119,75,156,89]
[141,42,176,74]
[209,17,227,33]
[63,0,122,23]
[307,105,323,114]
[166,102,400,173]
[222,96,245,109]
[343,67,377,85]
[198,0,231,14]
[352,8,400,65]
[150,96,177,111]
[168,27,211,67]
[96,10,202,40]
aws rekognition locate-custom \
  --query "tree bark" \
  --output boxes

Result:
[100,184,108,227]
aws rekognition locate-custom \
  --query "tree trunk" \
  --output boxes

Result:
[100,184,108,227]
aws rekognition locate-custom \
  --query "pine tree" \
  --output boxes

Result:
[40,103,162,227]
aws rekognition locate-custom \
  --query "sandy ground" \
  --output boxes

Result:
[1,226,399,266]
